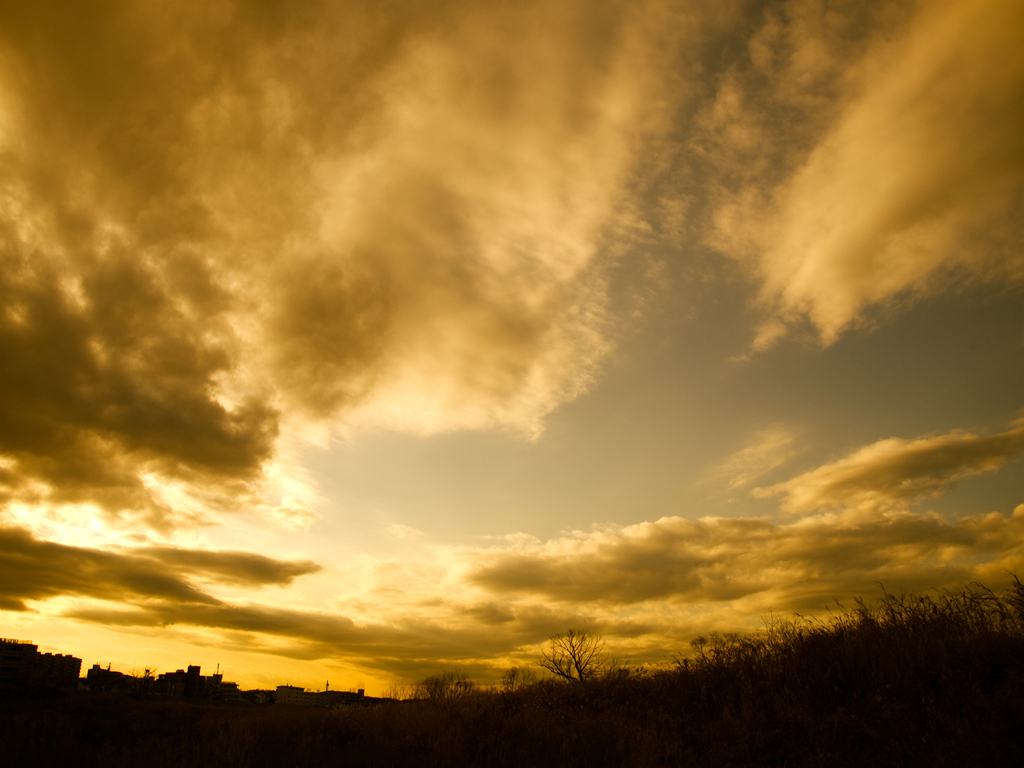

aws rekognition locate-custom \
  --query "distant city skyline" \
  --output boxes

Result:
[3,635,372,703]
[1,0,1022,695]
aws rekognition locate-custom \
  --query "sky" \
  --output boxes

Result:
[1,0,1022,694]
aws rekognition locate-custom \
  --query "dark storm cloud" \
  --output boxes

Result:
[0,525,320,612]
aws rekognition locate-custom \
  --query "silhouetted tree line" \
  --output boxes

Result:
[2,580,1023,767]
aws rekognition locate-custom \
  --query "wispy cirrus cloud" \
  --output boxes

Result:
[710,425,799,490]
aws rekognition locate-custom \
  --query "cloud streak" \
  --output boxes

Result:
[0,525,321,612]
[468,506,1024,607]
[705,0,1024,344]
[759,423,1024,513]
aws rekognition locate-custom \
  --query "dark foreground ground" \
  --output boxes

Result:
[3,583,1023,767]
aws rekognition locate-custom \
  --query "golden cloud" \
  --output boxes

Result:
[759,423,1024,513]
[8,492,1024,678]
[0,524,321,612]
[0,0,681,529]
[467,506,1024,607]
[2,1,1021,683]
[53,501,1022,674]
[706,0,1024,344]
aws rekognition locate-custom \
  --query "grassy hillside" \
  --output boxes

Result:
[3,581,1022,767]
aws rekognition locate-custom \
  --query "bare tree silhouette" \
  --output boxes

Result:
[538,629,606,682]
[416,671,475,700]
[500,665,537,692]
[126,665,158,697]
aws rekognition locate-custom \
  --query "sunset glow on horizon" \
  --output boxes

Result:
[1,0,1022,695]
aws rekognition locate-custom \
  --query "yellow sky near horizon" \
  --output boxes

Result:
[1,0,1022,695]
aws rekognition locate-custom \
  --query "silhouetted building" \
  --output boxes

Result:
[155,668,188,697]
[37,651,83,683]
[240,689,274,704]
[274,685,366,707]
[275,684,312,706]
[154,665,240,700]
[329,689,366,706]
[85,663,129,692]
[1,638,82,686]
[208,671,241,701]
[185,664,202,697]
[0,638,37,682]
